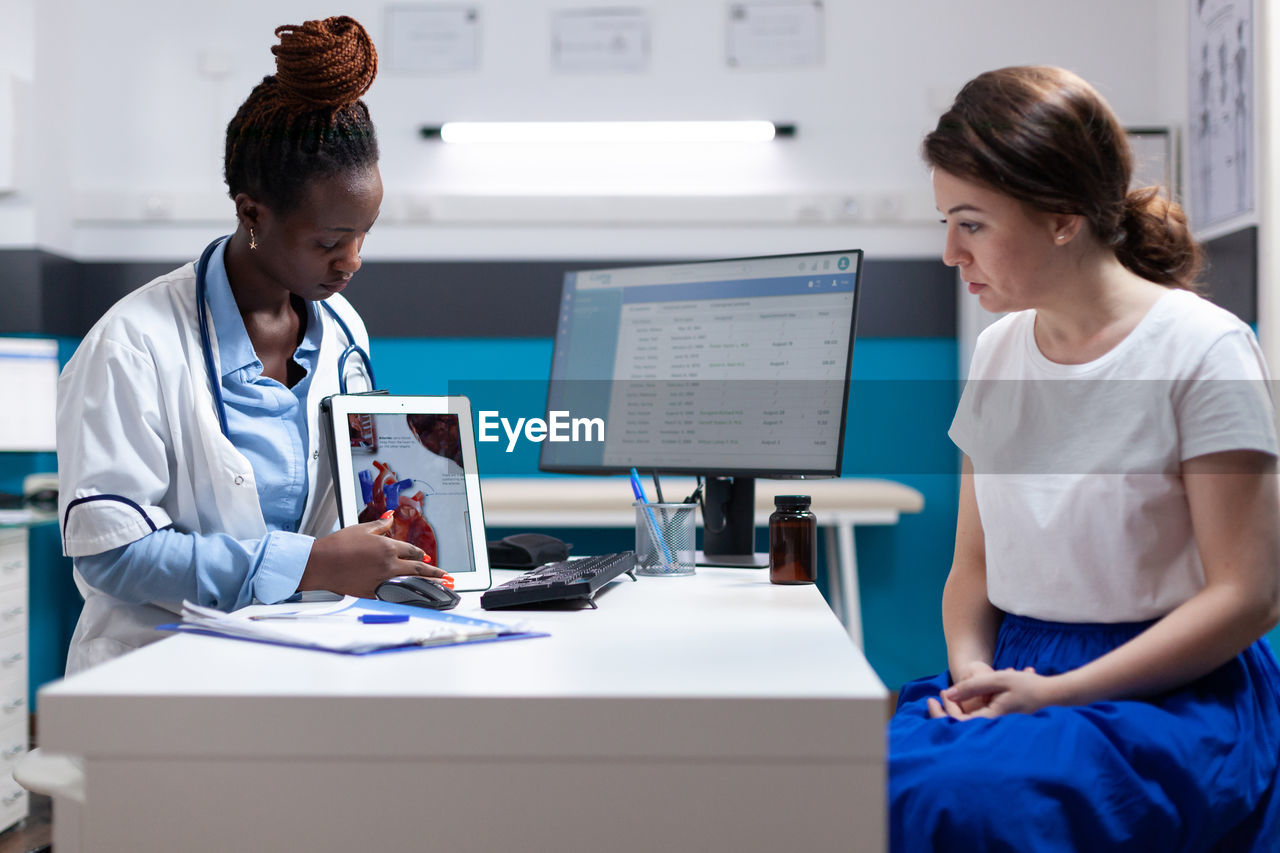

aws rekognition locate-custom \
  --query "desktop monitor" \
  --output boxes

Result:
[0,338,58,452]
[538,249,862,566]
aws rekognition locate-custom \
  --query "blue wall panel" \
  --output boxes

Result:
[844,338,959,687]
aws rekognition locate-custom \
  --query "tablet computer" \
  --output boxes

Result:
[323,394,491,592]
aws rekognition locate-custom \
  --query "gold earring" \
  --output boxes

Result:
[249,228,258,250]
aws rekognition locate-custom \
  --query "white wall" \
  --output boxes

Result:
[0,0,36,246]
[21,0,1180,261]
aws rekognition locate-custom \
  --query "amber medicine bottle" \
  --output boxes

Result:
[769,495,817,584]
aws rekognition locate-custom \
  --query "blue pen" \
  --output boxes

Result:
[249,613,410,624]
[630,467,676,570]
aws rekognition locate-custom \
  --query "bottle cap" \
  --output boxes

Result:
[774,495,811,509]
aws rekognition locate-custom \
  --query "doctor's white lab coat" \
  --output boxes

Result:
[56,259,369,673]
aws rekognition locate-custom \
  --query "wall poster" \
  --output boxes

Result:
[552,8,649,73]
[1188,0,1254,230]
[384,5,481,74]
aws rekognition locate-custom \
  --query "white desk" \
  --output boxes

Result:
[480,476,924,646]
[39,567,889,853]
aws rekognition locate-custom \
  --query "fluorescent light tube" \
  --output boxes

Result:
[432,121,782,144]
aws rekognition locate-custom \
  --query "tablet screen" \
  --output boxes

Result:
[326,395,490,591]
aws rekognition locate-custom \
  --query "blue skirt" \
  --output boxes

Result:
[888,614,1280,852]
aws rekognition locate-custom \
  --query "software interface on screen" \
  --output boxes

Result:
[540,251,860,475]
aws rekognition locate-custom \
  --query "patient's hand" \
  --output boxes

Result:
[929,661,996,718]
[928,663,1043,720]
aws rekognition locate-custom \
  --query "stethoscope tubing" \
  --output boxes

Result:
[195,236,375,438]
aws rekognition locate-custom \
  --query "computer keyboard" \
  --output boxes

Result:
[480,551,637,609]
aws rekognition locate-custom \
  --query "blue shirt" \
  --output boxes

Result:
[76,239,322,609]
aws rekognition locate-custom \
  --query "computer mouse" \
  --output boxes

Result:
[375,575,461,610]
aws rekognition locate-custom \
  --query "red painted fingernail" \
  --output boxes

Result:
[381,510,394,519]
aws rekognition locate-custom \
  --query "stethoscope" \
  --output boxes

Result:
[195,236,376,437]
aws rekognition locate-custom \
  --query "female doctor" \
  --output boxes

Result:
[55,16,445,673]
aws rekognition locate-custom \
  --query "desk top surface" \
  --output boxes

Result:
[0,509,57,530]
[480,475,924,516]
[40,568,888,762]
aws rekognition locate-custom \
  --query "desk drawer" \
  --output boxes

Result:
[0,637,25,675]
[0,680,27,727]
[0,702,28,833]
[0,717,26,772]
[0,529,24,554]
[0,774,27,833]
[0,644,27,684]
[0,588,29,637]
[0,648,26,704]
[0,599,28,704]
[0,531,26,592]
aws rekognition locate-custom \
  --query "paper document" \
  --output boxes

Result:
[164,597,544,655]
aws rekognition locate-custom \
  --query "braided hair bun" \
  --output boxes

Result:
[224,16,381,214]
[272,16,378,110]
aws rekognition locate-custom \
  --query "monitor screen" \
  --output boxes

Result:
[0,337,58,452]
[539,250,862,479]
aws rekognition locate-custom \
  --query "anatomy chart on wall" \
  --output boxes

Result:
[1188,0,1254,230]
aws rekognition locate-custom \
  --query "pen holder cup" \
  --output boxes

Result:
[633,502,697,577]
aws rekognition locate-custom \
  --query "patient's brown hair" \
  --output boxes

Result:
[925,66,1200,289]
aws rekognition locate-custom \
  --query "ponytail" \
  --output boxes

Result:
[1113,188,1202,289]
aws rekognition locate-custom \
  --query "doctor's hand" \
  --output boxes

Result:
[298,515,449,599]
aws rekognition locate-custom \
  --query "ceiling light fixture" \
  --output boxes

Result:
[419,121,795,144]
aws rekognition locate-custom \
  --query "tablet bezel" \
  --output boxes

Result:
[324,394,491,592]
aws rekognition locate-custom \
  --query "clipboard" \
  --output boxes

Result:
[160,597,547,655]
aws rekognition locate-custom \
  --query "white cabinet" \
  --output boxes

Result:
[0,528,29,832]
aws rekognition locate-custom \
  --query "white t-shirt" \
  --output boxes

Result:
[950,288,1277,623]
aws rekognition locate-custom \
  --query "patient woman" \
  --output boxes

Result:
[889,66,1280,851]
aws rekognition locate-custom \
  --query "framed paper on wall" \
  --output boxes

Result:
[1127,127,1176,199]
[1188,0,1254,231]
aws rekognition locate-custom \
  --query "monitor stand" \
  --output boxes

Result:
[696,476,769,568]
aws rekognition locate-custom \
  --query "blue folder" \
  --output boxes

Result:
[159,597,548,656]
